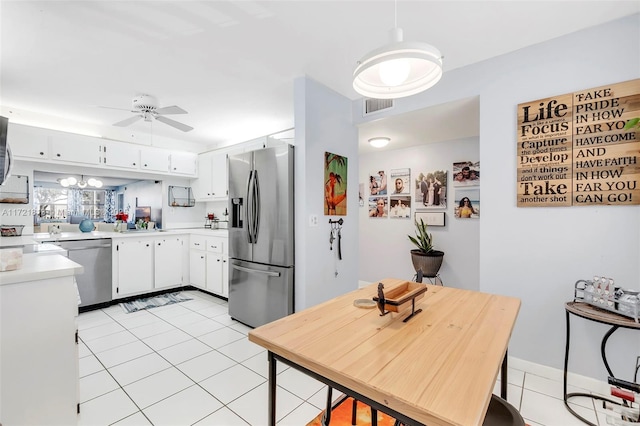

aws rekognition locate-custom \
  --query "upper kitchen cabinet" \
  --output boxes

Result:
[7,123,50,160]
[192,151,227,201]
[141,147,170,173]
[50,132,102,165]
[169,151,197,176]
[102,141,140,169]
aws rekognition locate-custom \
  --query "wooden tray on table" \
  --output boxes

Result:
[373,281,427,322]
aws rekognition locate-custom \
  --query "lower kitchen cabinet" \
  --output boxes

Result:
[113,234,189,299]
[115,239,154,297]
[154,236,184,289]
[1,274,79,425]
[189,234,228,297]
[189,249,207,289]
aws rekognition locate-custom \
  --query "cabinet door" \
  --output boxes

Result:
[116,240,153,296]
[170,151,197,176]
[103,141,140,169]
[155,237,183,289]
[141,148,170,172]
[8,123,50,160]
[189,250,206,289]
[221,254,229,297]
[50,133,102,165]
[210,153,228,198]
[191,152,213,200]
[206,253,223,295]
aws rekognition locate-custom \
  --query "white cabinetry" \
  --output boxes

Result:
[192,152,227,201]
[154,236,184,289]
[141,147,170,172]
[170,151,197,176]
[103,141,140,169]
[189,233,228,297]
[1,272,79,425]
[114,238,154,297]
[8,123,50,160]
[50,132,102,165]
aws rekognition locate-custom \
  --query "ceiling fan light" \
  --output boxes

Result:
[66,176,77,186]
[369,137,390,148]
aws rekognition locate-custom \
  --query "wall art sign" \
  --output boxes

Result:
[517,78,639,207]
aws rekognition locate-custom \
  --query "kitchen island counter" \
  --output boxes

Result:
[0,252,83,285]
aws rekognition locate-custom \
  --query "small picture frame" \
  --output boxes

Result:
[414,211,445,227]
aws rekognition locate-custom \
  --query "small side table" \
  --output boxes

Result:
[564,301,640,425]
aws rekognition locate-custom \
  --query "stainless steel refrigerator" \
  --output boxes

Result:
[228,144,294,328]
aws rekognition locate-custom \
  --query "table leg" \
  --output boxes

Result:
[601,325,619,378]
[501,349,508,400]
[268,351,276,426]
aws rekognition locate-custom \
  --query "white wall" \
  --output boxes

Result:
[359,137,480,290]
[355,14,640,381]
[294,76,360,310]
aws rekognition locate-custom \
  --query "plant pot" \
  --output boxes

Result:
[410,249,444,278]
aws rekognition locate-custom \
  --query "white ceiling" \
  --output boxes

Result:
[1,1,638,153]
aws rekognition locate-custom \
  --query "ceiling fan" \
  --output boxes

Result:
[102,94,193,132]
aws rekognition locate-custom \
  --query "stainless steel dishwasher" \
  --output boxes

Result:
[57,239,112,308]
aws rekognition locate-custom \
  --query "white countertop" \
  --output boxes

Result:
[0,236,37,247]
[29,228,228,242]
[0,253,83,285]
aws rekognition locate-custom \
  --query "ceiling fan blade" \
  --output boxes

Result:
[113,115,143,127]
[155,105,187,115]
[99,105,134,112]
[155,115,193,132]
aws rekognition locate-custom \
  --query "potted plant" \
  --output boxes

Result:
[408,218,444,279]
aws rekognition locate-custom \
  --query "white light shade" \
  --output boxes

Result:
[87,178,97,187]
[353,28,443,99]
[77,180,87,189]
[66,176,77,186]
[368,137,390,148]
[93,180,103,188]
[59,178,69,187]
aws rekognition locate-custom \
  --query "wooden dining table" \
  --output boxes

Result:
[248,278,521,426]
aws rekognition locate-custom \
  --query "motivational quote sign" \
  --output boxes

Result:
[517,79,640,207]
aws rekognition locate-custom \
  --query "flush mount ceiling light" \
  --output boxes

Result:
[368,137,390,148]
[353,1,443,99]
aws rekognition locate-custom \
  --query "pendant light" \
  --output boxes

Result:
[353,0,443,99]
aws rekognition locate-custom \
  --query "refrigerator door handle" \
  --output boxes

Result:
[253,170,260,243]
[231,263,281,277]
[246,170,254,243]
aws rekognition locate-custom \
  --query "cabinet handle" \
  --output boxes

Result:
[200,255,205,259]
[194,243,200,246]
[133,162,136,166]
[39,151,44,156]
[146,244,149,247]
[56,153,61,157]
[144,164,148,167]
[217,259,220,262]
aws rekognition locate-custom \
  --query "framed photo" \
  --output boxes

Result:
[414,170,447,210]
[415,211,445,227]
[454,188,480,219]
[453,161,480,186]
[389,196,411,219]
[390,168,410,195]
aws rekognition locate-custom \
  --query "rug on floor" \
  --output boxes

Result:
[306,397,397,426]
[120,292,193,313]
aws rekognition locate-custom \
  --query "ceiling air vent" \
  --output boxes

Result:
[363,98,394,116]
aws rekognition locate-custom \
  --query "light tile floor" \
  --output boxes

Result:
[77,289,617,426]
